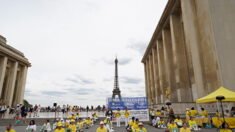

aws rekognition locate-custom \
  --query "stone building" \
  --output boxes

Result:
[142,0,235,113]
[0,35,31,107]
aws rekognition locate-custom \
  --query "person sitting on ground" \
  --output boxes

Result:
[155,109,161,117]
[40,119,51,132]
[136,122,147,132]
[185,108,191,121]
[180,122,191,132]
[96,121,107,132]
[75,113,80,121]
[188,117,199,130]
[54,122,65,132]
[174,116,183,128]
[77,118,84,132]
[127,117,135,132]
[199,108,208,118]
[132,118,140,132]
[85,117,93,128]
[189,107,198,117]
[157,117,166,128]
[68,119,77,132]
[26,120,37,132]
[168,120,178,132]
[5,124,15,132]
[104,117,113,132]
[220,122,232,132]
[216,110,222,117]
[152,116,159,127]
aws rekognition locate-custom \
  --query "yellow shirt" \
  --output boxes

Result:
[115,111,121,117]
[128,120,135,126]
[188,120,197,128]
[68,124,77,132]
[136,127,147,132]
[158,120,165,125]
[70,115,76,119]
[124,110,130,118]
[96,127,108,132]
[190,110,198,116]
[199,110,208,117]
[132,122,139,130]
[219,129,232,132]
[174,119,183,123]
[155,112,161,116]
[77,122,84,129]
[168,123,177,129]
[86,119,92,125]
[5,129,16,132]
[216,112,222,117]
[54,128,65,132]
[180,128,191,132]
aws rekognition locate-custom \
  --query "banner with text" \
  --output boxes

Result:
[106,97,149,121]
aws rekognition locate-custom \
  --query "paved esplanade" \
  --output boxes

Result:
[0,125,217,132]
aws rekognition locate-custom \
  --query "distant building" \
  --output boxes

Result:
[0,35,31,107]
[142,0,235,113]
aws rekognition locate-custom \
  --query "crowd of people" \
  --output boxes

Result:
[149,106,234,132]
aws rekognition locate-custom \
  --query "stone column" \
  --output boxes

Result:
[18,66,28,104]
[0,57,7,97]
[149,53,156,106]
[144,62,151,106]
[180,0,205,100]
[152,47,161,104]
[4,61,18,106]
[146,58,153,107]
[162,29,178,102]
[157,39,166,103]
[170,13,193,102]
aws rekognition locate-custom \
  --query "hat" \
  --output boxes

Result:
[100,121,104,125]
[186,108,189,110]
[138,122,143,126]
[107,117,110,119]
[57,122,63,127]
[70,119,75,122]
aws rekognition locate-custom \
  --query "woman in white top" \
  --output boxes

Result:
[41,119,51,132]
[26,120,36,132]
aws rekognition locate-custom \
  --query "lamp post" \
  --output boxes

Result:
[216,96,225,123]
[166,101,172,122]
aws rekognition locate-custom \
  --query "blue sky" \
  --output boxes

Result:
[0,0,167,107]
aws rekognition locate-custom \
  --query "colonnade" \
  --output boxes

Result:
[142,0,222,108]
[0,35,30,107]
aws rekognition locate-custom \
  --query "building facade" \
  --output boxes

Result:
[0,35,31,107]
[142,0,235,112]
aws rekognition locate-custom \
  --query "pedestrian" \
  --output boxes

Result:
[21,105,27,123]
[33,105,38,117]
[105,108,113,120]
[26,120,37,132]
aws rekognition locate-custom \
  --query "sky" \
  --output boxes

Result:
[0,0,167,107]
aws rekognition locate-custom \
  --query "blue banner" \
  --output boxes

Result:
[107,97,148,110]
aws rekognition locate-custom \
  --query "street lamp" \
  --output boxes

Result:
[216,96,225,123]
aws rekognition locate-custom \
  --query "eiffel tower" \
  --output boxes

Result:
[112,57,122,101]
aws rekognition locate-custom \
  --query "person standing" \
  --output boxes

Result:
[115,108,121,127]
[105,108,113,120]
[20,105,27,123]
[124,108,130,126]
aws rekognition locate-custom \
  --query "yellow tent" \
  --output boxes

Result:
[196,87,235,104]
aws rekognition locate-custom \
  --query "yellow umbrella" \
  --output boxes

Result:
[196,87,235,104]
